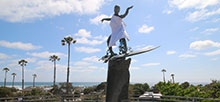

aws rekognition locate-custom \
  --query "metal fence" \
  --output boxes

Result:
[124,95,220,102]
[1,95,220,102]
[0,95,61,102]
[0,94,104,102]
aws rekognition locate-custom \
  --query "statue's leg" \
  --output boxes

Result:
[107,35,115,56]
[120,38,127,54]
[107,35,111,47]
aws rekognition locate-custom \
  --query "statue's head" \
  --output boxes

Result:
[114,5,120,14]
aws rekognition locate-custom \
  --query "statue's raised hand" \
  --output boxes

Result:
[128,6,133,10]
[101,18,111,22]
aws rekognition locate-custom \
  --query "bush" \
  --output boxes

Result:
[152,80,220,99]
[132,83,150,96]
[0,87,17,97]
[83,87,96,95]
[95,82,106,92]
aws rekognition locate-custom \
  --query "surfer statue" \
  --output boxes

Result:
[101,5,133,57]
[99,5,160,63]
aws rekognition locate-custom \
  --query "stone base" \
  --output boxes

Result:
[106,58,131,102]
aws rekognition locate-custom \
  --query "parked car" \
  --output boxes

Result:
[139,92,162,100]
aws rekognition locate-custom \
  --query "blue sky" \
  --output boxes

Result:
[0,0,220,84]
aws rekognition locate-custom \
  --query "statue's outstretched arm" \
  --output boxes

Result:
[120,6,133,19]
[101,18,111,22]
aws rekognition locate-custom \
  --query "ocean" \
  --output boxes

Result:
[0,82,100,89]
[0,81,210,90]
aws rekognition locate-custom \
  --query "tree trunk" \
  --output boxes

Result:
[106,58,131,102]
[4,72,7,87]
[53,61,56,87]
[12,76,15,88]
[22,66,24,90]
[66,44,70,94]
[163,72,165,83]
[33,77,35,87]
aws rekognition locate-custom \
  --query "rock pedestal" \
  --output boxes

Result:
[106,58,131,102]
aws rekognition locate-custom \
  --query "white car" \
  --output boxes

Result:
[139,92,162,99]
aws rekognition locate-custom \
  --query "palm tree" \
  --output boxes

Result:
[32,74,37,87]
[171,73,175,83]
[49,55,60,87]
[61,36,76,91]
[3,67,9,87]
[161,69,166,83]
[11,73,16,88]
[61,36,76,94]
[18,59,28,90]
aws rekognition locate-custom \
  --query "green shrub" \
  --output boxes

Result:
[0,87,17,97]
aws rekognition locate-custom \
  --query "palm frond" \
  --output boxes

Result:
[12,73,16,76]
[3,67,9,72]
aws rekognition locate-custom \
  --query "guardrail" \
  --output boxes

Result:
[0,95,61,102]
[1,95,220,102]
[124,95,220,102]
[0,94,104,102]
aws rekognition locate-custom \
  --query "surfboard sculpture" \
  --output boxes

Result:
[99,46,160,63]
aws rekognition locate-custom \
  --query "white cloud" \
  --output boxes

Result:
[93,35,108,40]
[204,49,220,56]
[186,9,207,22]
[138,24,154,34]
[0,40,41,50]
[7,63,19,67]
[179,53,196,58]
[169,0,220,9]
[169,0,220,22]
[142,63,161,67]
[211,57,219,61]
[162,9,173,14]
[67,57,104,72]
[186,8,220,22]
[8,59,19,64]
[36,60,48,65]
[167,51,176,55]
[0,0,106,22]
[36,60,66,71]
[74,29,91,38]
[90,14,111,25]
[74,29,107,45]
[35,59,100,73]
[130,67,140,70]
[74,46,101,53]
[190,40,220,50]
[73,61,91,66]
[202,28,219,34]
[70,60,102,72]
[190,27,199,32]
[76,37,105,45]
[0,61,5,64]
[72,66,99,72]
[56,26,64,30]
[210,18,220,23]
[25,58,37,63]
[133,44,147,49]
[27,51,66,58]
[131,59,137,63]
[82,56,100,63]
[35,60,53,70]
[0,53,10,59]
